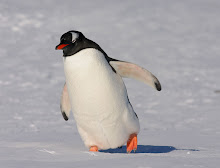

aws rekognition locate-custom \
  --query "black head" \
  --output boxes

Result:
[56,30,119,72]
[55,30,116,61]
[55,30,85,56]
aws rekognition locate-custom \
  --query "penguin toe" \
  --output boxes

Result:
[89,146,99,152]
[126,133,137,153]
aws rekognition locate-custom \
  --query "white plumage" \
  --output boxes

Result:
[63,48,140,150]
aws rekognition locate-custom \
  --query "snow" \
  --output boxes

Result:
[0,0,220,167]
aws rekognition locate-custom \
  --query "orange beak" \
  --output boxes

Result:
[55,44,70,50]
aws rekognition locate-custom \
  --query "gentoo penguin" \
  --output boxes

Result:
[56,30,161,153]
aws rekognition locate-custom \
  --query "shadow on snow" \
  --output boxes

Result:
[99,145,198,154]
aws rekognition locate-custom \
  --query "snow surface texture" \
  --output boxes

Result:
[0,0,220,167]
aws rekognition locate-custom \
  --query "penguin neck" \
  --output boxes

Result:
[62,38,118,73]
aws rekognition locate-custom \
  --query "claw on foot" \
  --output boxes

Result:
[126,133,137,153]
[89,146,98,152]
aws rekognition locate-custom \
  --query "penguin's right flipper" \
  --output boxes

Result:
[60,83,71,121]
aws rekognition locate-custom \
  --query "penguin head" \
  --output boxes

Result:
[56,30,104,57]
[56,30,85,56]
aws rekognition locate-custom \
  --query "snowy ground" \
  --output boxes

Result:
[1,0,220,167]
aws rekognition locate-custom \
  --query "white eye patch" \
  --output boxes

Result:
[70,32,79,42]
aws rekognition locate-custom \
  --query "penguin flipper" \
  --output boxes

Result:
[60,83,71,121]
[110,61,161,91]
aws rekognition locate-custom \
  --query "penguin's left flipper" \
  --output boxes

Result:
[60,83,71,121]
[110,61,161,91]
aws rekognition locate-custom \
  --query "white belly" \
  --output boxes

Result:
[63,48,139,149]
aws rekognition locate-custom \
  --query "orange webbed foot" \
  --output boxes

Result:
[126,133,137,153]
[89,146,98,152]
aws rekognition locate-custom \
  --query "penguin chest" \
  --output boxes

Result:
[63,49,132,149]
[63,49,127,116]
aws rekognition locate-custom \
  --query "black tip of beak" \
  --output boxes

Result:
[55,45,59,50]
